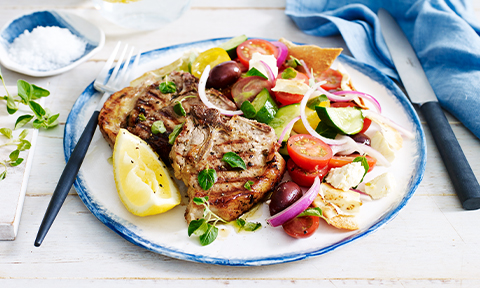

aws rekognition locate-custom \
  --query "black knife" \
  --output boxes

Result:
[377,8,480,210]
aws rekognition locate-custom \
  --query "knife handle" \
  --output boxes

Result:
[421,101,480,210]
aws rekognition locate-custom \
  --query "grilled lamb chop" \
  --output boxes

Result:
[98,71,236,163]
[170,105,286,223]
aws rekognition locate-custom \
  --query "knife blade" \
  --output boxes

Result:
[377,8,480,210]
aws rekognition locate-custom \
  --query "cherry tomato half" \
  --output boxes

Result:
[191,47,231,78]
[282,215,320,239]
[316,68,343,91]
[329,153,377,172]
[273,69,310,105]
[287,158,329,187]
[237,39,279,68]
[287,134,332,171]
[359,117,372,134]
[231,76,272,108]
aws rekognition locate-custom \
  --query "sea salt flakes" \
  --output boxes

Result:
[8,26,87,71]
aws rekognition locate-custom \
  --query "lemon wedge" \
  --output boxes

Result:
[113,129,181,216]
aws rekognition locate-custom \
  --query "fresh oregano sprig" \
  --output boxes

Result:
[0,67,58,130]
[0,67,58,181]
[188,196,227,246]
[0,128,30,180]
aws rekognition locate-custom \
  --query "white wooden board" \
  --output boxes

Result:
[0,87,42,240]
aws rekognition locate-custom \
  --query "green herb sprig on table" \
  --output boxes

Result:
[0,67,58,181]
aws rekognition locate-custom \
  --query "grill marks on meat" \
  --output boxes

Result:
[170,105,286,223]
[98,71,236,163]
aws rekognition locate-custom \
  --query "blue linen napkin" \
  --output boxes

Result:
[286,0,480,139]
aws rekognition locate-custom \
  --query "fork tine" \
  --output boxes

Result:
[95,41,121,86]
[113,46,134,89]
[106,44,128,87]
[120,49,141,88]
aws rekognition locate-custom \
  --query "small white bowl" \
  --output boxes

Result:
[0,10,105,77]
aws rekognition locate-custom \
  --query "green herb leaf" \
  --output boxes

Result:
[193,196,208,206]
[235,218,261,232]
[32,119,44,129]
[244,180,254,191]
[17,80,32,103]
[286,56,302,68]
[244,222,262,232]
[0,170,6,180]
[315,121,338,139]
[236,218,246,228]
[151,120,166,134]
[188,218,208,237]
[352,156,369,186]
[245,67,268,79]
[281,67,297,79]
[168,122,184,145]
[138,113,147,121]
[297,207,329,223]
[28,101,46,119]
[17,139,31,151]
[198,168,217,190]
[14,114,34,130]
[158,81,176,94]
[173,101,186,116]
[9,150,19,161]
[47,113,59,125]
[9,158,24,167]
[298,207,324,218]
[31,84,50,100]
[6,96,18,114]
[18,129,29,140]
[0,128,13,139]
[199,223,218,246]
[222,152,246,170]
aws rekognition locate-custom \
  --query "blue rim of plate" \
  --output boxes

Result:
[65,37,426,266]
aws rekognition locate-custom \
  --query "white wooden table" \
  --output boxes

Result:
[2,1,480,287]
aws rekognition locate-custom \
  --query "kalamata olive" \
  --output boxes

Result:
[350,133,371,146]
[206,61,242,89]
[269,181,302,216]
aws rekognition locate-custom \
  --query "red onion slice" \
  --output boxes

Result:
[332,90,382,113]
[300,81,347,146]
[198,65,243,116]
[271,41,288,67]
[259,60,275,85]
[266,176,321,227]
[277,116,301,144]
[299,59,313,80]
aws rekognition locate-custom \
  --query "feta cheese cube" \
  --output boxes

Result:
[249,52,278,78]
[363,172,396,199]
[325,161,365,191]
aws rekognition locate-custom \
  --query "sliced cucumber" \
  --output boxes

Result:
[240,100,257,119]
[218,35,248,59]
[251,88,278,124]
[315,106,364,135]
[269,103,301,142]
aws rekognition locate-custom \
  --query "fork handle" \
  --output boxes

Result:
[34,111,100,247]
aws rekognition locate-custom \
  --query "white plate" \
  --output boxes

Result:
[65,38,426,266]
[0,10,105,77]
